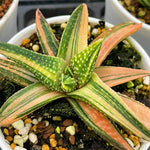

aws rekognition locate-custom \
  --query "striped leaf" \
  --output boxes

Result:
[0,43,67,91]
[0,82,65,127]
[57,4,88,63]
[68,73,150,141]
[68,99,133,150]
[36,9,59,56]
[92,22,142,67]
[70,39,103,88]
[138,0,150,9]
[95,66,150,87]
[119,93,150,130]
[0,57,37,86]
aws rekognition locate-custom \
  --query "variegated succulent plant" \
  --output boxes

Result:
[0,3,150,150]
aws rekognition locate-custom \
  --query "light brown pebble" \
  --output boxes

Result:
[42,144,50,150]
[6,135,13,142]
[32,44,39,52]
[22,39,30,46]
[129,135,140,146]
[10,143,17,150]
[3,128,9,135]
[63,119,73,126]
[69,135,75,145]
[24,118,32,124]
[50,138,57,147]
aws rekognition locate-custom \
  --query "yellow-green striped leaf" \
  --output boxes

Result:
[36,9,59,56]
[0,82,65,127]
[0,43,67,91]
[0,57,37,86]
[57,3,88,63]
[68,73,150,141]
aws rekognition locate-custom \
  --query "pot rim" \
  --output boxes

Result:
[0,15,150,150]
[0,0,19,29]
[111,0,150,30]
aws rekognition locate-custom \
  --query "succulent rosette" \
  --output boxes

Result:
[0,3,150,150]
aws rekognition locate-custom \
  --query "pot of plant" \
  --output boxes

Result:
[105,0,150,57]
[0,4,150,150]
[0,0,19,42]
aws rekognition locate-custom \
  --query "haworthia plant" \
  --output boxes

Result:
[0,3,150,150]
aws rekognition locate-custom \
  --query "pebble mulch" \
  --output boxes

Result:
[119,0,150,24]
[0,0,12,19]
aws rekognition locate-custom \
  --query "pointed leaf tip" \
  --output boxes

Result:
[57,3,88,63]
[36,8,59,56]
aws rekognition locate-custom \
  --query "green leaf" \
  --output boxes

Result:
[95,66,150,87]
[35,9,59,56]
[0,57,37,86]
[0,82,65,127]
[70,39,103,88]
[68,73,150,141]
[92,22,142,67]
[138,0,150,9]
[0,43,67,91]
[57,3,88,63]
[68,99,133,150]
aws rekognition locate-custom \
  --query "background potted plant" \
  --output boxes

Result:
[0,3,150,150]
[105,0,150,57]
[0,0,19,42]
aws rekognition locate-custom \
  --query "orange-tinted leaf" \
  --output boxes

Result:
[93,22,142,67]
[95,66,150,87]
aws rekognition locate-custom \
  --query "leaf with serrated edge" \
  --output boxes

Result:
[0,82,65,127]
[36,9,59,56]
[57,4,88,63]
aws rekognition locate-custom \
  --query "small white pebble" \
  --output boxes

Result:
[88,25,91,31]
[29,132,38,144]
[44,120,49,126]
[12,120,24,130]
[22,134,29,143]
[134,143,140,150]
[32,118,38,125]
[14,135,24,147]
[14,146,27,150]
[19,126,30,135]
[66,125,75,135]
[92,28,98,35]
[60,22,67,29]
[38,116,43,122]
[32,44,39,52]
[125,138,134,148]
[25,123,32,128]
[143,76,150,85]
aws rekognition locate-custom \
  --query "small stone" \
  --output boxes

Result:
[125,138,134,147]
[32,118,38,125]
[14,146,27,150]
[92,28,98,35]
[69,135,75,145]
[63,119,73,126]
[66,126,75,135]
[14,135,24,147]
[12,120,24,130]
[29,132,38,144]
[60,22,67,29]
[22,134,29,143]
[19,126,30,135]
[32,44,39,52]
[143,76,150,85]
